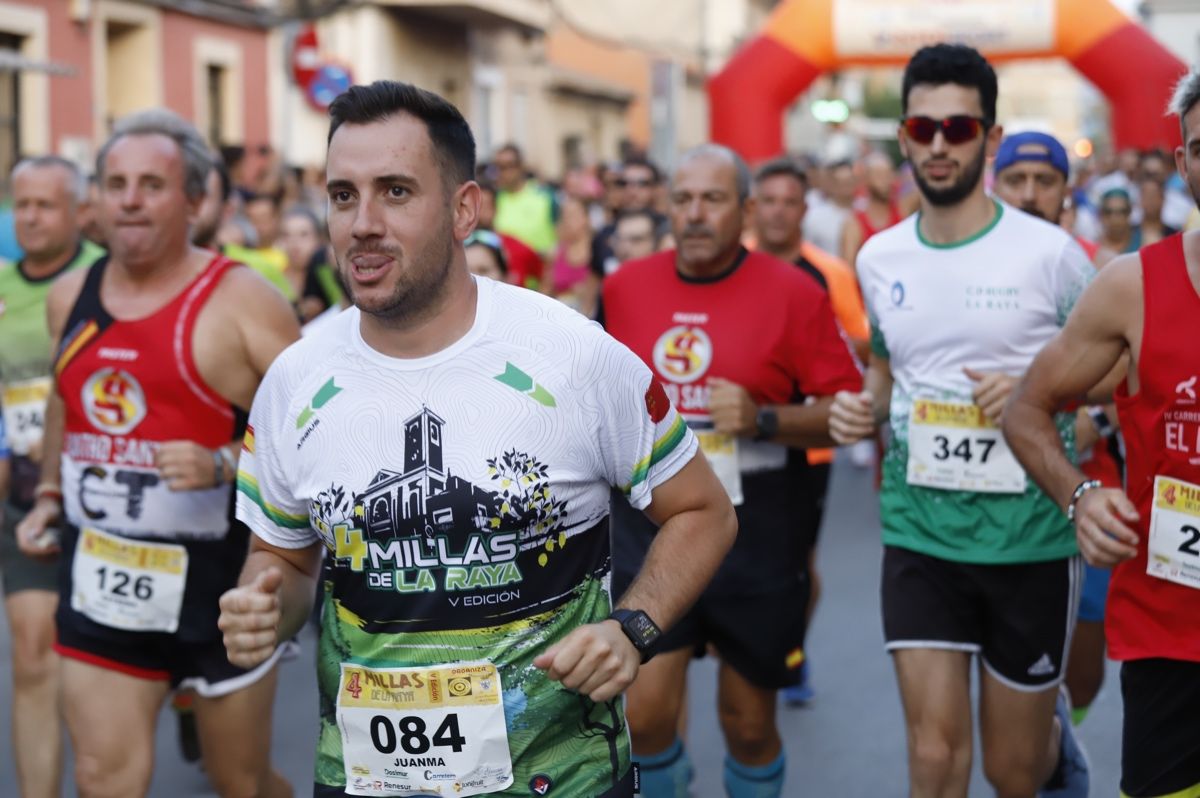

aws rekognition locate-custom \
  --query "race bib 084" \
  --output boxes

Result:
[70,526,188,633]
[337,661,513,797]
[2,377,51,457]
[906,399,1026,494]
[1148,476,1200,590]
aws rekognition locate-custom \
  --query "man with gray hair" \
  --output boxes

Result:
[0,154,103,798]
[15,108,300,797]
[603,143,861,797]
[1004,66,1200,798]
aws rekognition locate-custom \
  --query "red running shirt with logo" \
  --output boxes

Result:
[1111,235,1200,662]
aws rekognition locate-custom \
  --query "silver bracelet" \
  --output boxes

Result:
[1066,479,1104,522]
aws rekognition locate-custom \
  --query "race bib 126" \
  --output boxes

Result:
[1148,476,1200,590]
[70,526,188,632]
[906,399,1026,494]
[337,661,513,797]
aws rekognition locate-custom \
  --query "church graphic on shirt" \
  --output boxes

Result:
[356,406,504,540]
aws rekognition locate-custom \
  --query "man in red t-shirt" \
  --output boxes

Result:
[1004,69,1200,798]
[603,144,861,797]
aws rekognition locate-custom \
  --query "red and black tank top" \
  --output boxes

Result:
[55,254,244,541]
[853,200,902,242]
[1110,234,1200,662]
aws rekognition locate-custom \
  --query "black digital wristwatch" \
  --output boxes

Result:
[609,609,662,663]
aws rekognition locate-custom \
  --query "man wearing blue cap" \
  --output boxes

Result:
[994,131,1100,261]
[995,131,1117,731]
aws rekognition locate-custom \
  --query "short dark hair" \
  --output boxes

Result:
[1139,149,1169,169]
[284,204,325,238]
[754,158,808,191]
[477,181,497,199]
[494,143,522,163]
[621,157,660,184]
[328,80,475,189]
[902,43,998,125]
[220,145,246,170]
[210,159,232,203]
[615,210,668,249]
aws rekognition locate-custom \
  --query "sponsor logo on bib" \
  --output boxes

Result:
[652,326,712,384]
[1167,375,1200,464]
[82,368,146,435]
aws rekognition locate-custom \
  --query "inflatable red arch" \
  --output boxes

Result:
[710,0,1187,161]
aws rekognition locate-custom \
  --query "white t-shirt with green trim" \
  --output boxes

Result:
[236,275,696,794]
[858,200,1094,564]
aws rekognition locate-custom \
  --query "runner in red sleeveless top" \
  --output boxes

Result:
[840,151,905,265]
[1004,68,1200,797]
[16,109,299,798]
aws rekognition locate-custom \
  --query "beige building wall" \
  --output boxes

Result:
[548,0,775,164]
[995,58,1091,148]
[274,5,472,168]
[0,1,51,160]
[1144,0,1200,65]
[92,0,163,139]
[268,0,775,174]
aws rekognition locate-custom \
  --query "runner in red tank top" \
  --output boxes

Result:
[1004,68,1200,798]
[15,109,300,798]
[840,151,905,265]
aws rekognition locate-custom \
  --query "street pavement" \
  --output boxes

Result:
[0,454,1124,796]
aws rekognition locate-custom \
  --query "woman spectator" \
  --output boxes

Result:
[464,230,509,282]
[550,196,597,314]
[279,206,343,322]
[1136,177,1179,246]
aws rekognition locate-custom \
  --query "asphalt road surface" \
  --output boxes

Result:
[0,455,1123,796]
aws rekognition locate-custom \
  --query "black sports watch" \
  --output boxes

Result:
[754,407,779,441]
[609,609,662,663]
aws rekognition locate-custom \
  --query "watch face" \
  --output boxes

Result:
[628,614,659,645]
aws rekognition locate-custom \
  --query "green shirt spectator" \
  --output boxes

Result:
[492,143,557,255]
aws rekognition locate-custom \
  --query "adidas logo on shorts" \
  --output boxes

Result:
[1027,653,1055,677]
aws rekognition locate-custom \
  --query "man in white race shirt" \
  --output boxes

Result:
[829,44,1094,798]
[218,80,736,798]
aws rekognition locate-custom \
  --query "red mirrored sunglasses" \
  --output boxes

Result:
[901,115,989,145]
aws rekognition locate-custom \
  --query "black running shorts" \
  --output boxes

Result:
[54,522,284,696]
[0,501,58,595]
[1119,657,1200,797]
[881,545,1081,690]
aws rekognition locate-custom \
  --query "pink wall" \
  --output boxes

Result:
[27,1,272,155]
[44,0,93,153]
[161,11,272,148]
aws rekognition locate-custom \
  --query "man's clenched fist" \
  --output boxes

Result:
[533,620,640,703]
[218,568,283,669]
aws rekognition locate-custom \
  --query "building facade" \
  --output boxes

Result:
[0,0,273,181]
